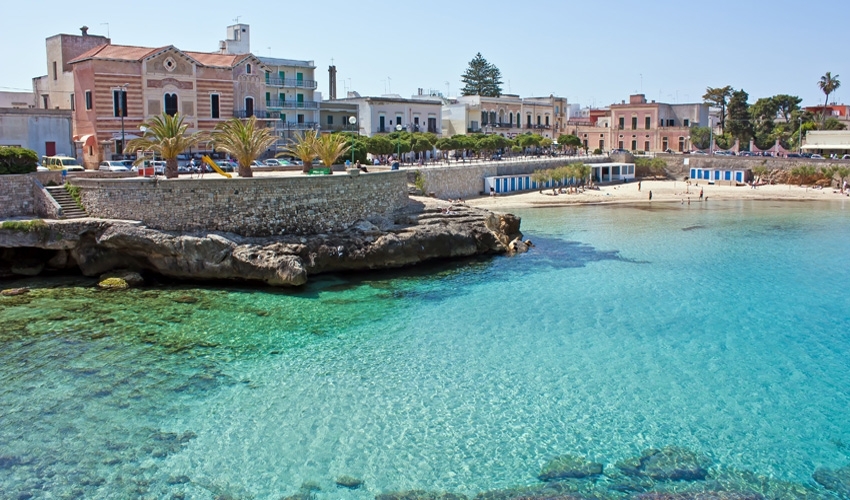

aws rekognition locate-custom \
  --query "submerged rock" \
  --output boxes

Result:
[0,287,29,296]
[98,277,128,290]
[99,270,144,287]
[616,447,712,481]
[632,493,764,500]
[813,464,850,497]
[377,491,467,500]
[538,454,604,481]
[335,475,363,489]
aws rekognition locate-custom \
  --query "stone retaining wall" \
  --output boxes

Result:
[0,174,38,218]
[657,154,850,177]
[72,171,409,236]
[32,179,63,219]
[413,156,610,199]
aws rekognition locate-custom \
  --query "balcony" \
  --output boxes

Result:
[274,121,319,131]
[526,124,551,130]
[323,124,359,132]
[233,110,273,119]
[266,99,319,110]
[265,77,318,89]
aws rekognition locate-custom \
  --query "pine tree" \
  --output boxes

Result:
[461,53,503,97]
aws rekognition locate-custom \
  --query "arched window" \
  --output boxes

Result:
[164,93,178,116]
[245,97,254,117]
[489,111,496,125]
[509,112,513,125]
[246,63,252,74]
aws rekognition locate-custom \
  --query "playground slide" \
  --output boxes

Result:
[201,155,232,178]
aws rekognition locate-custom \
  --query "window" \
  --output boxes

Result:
[489,111,496,124]
[297,114,304,124]
[379,115,386,132]
[265,71,270,83]
[599,139,604,149]
[678,136,685,152]
[296,72,303,82]
[618,140,624,149]
[279,70,284,80]
[527,115,532,127]
[545,116,549,126]
[631,140,637,150]
[53,61,58,80]
[516,113,521,128]
[537,115,541,126]
[296,93,304,105]
[667,119,674,127]
[211,94,220,118]
[684,119,690,127]
[618,116,624,129]
[481,111,488,125]
[631,116,637,130]
[396,115,403,127]
[327,115,334,125]
[244,97,254,117]
[265,92,271,105]
[42,95,49,109]
[246,63,252,74]
[645,141,650,151]
[70,93,75,111]
[662,137,668,150]
[645,116,651,129]
[164,93,178,116]
[112,89,127,117]
[509,112,513,124]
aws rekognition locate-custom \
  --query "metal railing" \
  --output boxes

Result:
[274,121,319,131]
[264,77,318,89]
[266,100,319,109]
[233,110,272,118]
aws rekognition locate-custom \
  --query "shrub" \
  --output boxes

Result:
[64,183,84,209]
[0,146,38,175]
[592,148,603,155]
[0,219,48,233]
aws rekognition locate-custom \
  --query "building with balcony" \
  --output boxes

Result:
[443,94,568,140]
[329,94,442,137]
[258,56,319,146]
[609,94,709,152]
[319,101,359,133]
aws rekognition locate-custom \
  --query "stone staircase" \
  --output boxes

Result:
[45,186,87,219]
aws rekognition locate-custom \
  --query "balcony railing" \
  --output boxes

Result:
[234,110,273,118]
[526,124,551,129]
[266,99,319,109]
[323,124,359,132]
[265,77,318,89]
[274,121,319,131]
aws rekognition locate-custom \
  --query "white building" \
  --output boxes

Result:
[330,95,442,136]
[0,92,35,109]
[32,26,110,110]
[442,94,568,139]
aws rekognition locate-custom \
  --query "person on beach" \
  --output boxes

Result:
[648,191,652,201]
[699,188,704,200]
[638,181,641,192]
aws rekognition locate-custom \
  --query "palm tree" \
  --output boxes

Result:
[818,72,841,125]
[313,133,350,172]
[210,116,277,178]
[280,130,319,173]
[126,113,206,179]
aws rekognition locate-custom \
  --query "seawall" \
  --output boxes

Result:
[656,154,850,177]
[72,171,410,236]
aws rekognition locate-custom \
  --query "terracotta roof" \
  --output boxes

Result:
[183,51,249,68]
[69,44,164,64]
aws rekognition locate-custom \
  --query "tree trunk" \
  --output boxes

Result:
[238,163,253,178]
[165,158,178,179]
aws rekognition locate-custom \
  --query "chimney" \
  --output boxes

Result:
[80,26,89,36]
[328,65,337,100]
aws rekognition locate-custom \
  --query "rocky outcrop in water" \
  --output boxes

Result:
[616,447,713,481]
[0,200,522,287]
[812,464,850,497]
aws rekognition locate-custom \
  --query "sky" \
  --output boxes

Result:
[2,0,848,109]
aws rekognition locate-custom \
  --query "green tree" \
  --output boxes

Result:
[836,167,850,191]
[725,89,753,145]
[751,165,768,184]
[689,126,712,150]
[460,53,503,97]
[210,116,277,178]
[367,135,394,160]
[126,113,206,179]
[558,134,581,153]
[772,94,802,123]
[531,169,549,194]
[313,133,350,170]
[822,117,847,131]
[703,86,733,133]
[818,72,841,125]
[0,146,38,175]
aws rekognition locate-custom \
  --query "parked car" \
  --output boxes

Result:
[36,164,49,172]
[664,148,674,154]
[842,154,850,160]
[609,148,629,155]
[42,155,85,172]
[738,151,753,157]
[786,153,802,158]
[692,150,708,155]
[810,154,825,160]
[251,160,264,168]
[99,161,130,172]
[263,159,282,166]
[491,153,503,161]
[151,161,167,175]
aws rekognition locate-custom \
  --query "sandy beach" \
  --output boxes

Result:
[464,180,850,210]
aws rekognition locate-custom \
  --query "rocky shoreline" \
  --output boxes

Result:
[0,199,523,287]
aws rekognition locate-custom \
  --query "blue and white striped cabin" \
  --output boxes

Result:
[689,167,750,185]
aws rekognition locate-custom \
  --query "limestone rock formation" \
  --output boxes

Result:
[0,200,523,287]
[538,454,604,481]
[616,446,712,481]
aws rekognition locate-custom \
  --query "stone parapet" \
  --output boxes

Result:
[657,154,850,177]
[72,171,409,236]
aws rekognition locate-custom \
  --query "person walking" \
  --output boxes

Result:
[638,181,641,192]
[648,190,652,201]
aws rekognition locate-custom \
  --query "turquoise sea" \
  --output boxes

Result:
[1,200,850,499]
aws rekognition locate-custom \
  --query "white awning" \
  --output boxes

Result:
[111,132,141,140]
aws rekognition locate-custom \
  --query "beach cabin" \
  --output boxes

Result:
[590,163,635,183]
[689,167,750,185]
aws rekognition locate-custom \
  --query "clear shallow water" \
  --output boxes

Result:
[1,200,850,499]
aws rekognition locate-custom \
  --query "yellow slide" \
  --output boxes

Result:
[202,155,232,178]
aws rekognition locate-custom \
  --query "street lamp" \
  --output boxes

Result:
[114,83,128,158]
[396,124,403,163]
[349,116,357,163]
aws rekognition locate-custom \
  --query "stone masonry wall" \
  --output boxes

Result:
[32,179,63,219]
[657,154,850,177]
[414,156,610,199]
[72,171,410,236]
[0,175,37,218]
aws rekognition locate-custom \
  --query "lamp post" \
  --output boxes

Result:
[396,124,403,164]
[114,83,128,158]
[349,116,357,163]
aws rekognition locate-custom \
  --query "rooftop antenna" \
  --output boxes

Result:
[233,16,241,23]
[445,81,450,97]
[387,76,392,94]
[100,22,109,38]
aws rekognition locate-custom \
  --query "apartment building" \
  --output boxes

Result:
[330,94,442,137]
[258,56,319,145]
[444,94,568,140]
[609,94,708,152]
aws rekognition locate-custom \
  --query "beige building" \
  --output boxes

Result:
[330,94,442,136]
[32,26,110,111]
[443,94,568,140]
